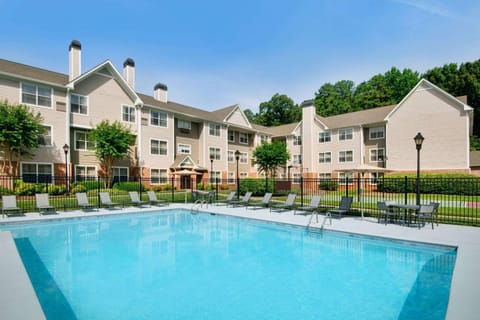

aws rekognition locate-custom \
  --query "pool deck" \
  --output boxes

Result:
[1,204,479,320]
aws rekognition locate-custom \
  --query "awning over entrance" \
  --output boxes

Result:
[170,155,207,175]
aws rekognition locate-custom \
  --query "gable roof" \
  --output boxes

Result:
[320,104,396,129]
[0,58,68,87]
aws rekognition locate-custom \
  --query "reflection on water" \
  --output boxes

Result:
[2,210,456,320]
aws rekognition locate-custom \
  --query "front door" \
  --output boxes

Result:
[181,176,191,189]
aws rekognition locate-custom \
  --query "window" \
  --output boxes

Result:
[228,130,235,142]
[21,162,52,183]
[319,152,331,163]
[71,94,88,115]
[240,152,248,164]
[112,167,128,182]
[227,172,235,184]
[209,147,221,160]
[151,110,167,127]
[293,173,302,183]
[339,150,353,162]
[21,83,52,107]
[260,135,269,143]
[318,173,331,180]
[210,171,221,183]
[338,172,354,185]
[209,123,221,136]
[38,125,52,146]
[240,172,248,179]
[369,172,384,185]
[151,169,168,184]
[239,133,248,144]
[74,130,95,151]
[75,165,96,181]
[293,155,302,165]
[178,120,191,130]
[122,105,135,123]
[339,128,353,141]
[293,135,302,146]
[177,143,191,154]
[319,131,331,143]
[228,150,234,163]
[370,148,385,162]
[151,139,168,155]
[369,127,384,140]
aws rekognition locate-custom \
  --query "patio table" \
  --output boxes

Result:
[388,204,419,226]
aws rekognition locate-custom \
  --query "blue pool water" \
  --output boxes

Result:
[1,210,456,320]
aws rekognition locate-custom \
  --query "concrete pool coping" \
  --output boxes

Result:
[0,204,479,320]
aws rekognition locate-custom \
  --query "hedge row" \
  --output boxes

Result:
[377,173,480,195]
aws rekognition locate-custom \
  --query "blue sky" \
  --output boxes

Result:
[1,0,480,112]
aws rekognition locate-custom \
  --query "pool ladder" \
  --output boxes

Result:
[306,211,332,230]
[191,199,209,213]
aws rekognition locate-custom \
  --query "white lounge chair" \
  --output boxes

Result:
[35,193,56,214]
[129,191,149,207]
[147,191,169,206]
[294,195,321,215]
[247,193,272,210]
[76,192,96,211]
[270,193,297,212]
[1,195,22,217]
[99,192,122,209]
[216,191,236,206]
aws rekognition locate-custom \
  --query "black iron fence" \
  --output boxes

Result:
[1,175,479,226]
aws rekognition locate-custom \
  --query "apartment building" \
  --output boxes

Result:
[0,40,473,187]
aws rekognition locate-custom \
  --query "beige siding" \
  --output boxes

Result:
[141,107,174,170]
[174,119,201,163]
[387,88,469,171]
[226,109,249,127]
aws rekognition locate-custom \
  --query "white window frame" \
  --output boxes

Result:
[21,82,52,108]
[178,120,191,130]
[150,110,168,127]
[177,143,191,154]
[20,162,53,182]
[319,152,331,163]
[240,152,248,164]
[209,147,221,160]
[70,93,88,115]
[319,131,331,143]
[227,172,235,184]
[112,166,129,181]
[122,105,136,123]
[293,135,302,146]
[228,130,235,142]
[150,139,168,156]
[339,128,353,141]
[228,150,234,163]
[293,154,302,165]
[369,172,384,185]
[339,150,353,163]
[39,125,52,146]
[293,173,302,184]
[240,172,248,179]
[239,133,248,145]
[74,165,97,181]
[74,130,95,151]
[209,123,221,136]
[318,173,332,180]
[338,172,354,185]
[370,148,385,162]
[369,127,385,140]
[151,168,168,184]
[260,135,269,144]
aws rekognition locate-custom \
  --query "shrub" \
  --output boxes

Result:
[163,184,173,191]
[239,178,274,196]
[43,185,66,195]
[72,180,101,191]
[196,183,205,190]
[112,181,146,192]
[319,180,338,191]
[377,173,480,195]
[14,180,42,196]
[71,184,87,194]
[0,186,14,195]
[150,185,164,192]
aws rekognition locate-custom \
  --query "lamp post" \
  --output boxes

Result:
[235,150,241,200]
[63,144,69,194]
[414,132,424,206]
[210,154,214,184]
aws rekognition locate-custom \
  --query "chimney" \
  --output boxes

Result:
[154,83,168,103]
[69,40,82,81]
[123,58,135,88]
[301,99,316,174]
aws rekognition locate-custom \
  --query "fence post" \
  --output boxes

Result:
[215,178,219,201]
[139,175,142,199]
[357,177,361,202]
[97,176,101,208]
[404,176,408,204]
[346,177,349,198]
[300,176,304,207]
[171,176,175,203]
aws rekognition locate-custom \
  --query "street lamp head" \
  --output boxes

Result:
[414,132,424,150]
[63,143,70,154]
[235,150,241,160]
[209,154,215,161]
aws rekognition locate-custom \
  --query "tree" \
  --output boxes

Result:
[252,141,290,191]
[0,100,45,176]
[314,80,356,117]
[90,120,136,184]
[257,94,300,126]
[243,108,256,123]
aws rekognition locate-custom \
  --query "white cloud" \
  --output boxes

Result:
[392,0,458,19]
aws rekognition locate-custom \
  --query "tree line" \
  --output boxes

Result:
[244,59,480,147]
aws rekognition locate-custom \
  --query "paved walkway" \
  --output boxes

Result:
[1,204,479,319]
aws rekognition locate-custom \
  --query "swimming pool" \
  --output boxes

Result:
[1,209,456,320]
